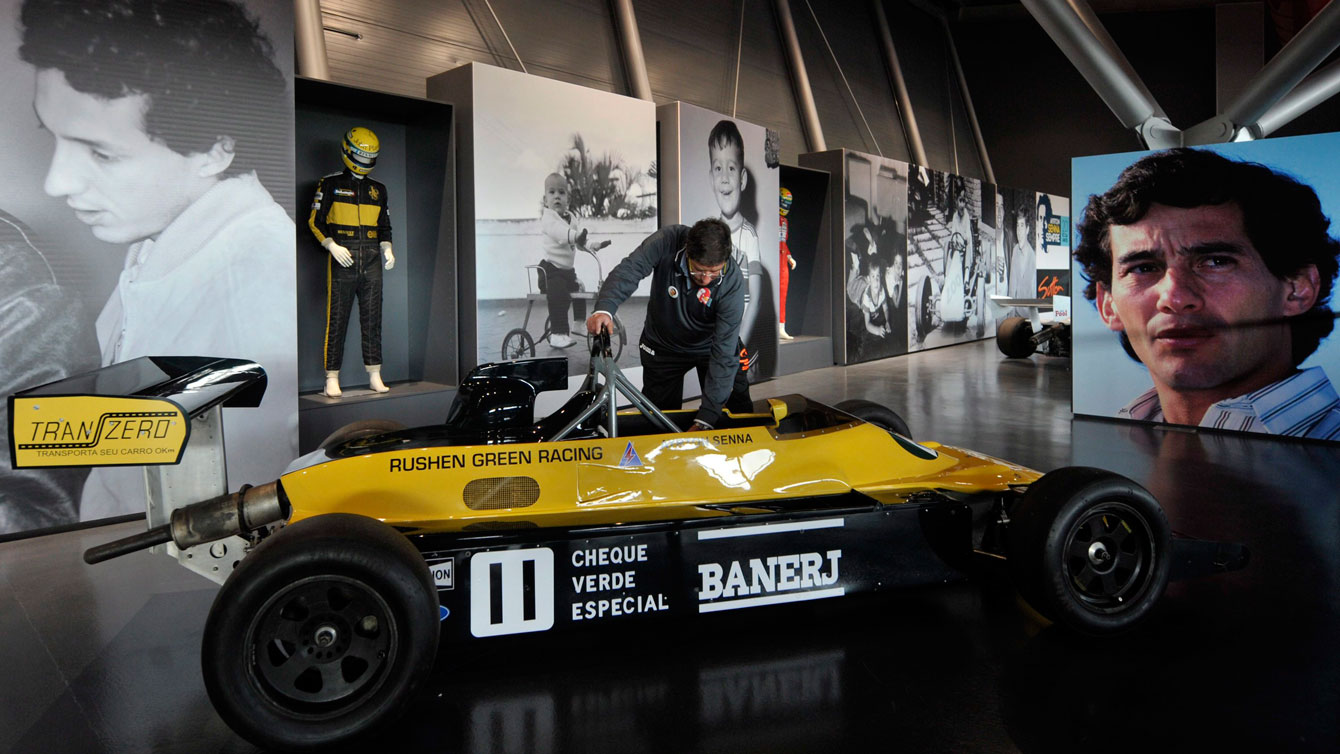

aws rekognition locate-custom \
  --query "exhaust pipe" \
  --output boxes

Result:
[84,481,289,564]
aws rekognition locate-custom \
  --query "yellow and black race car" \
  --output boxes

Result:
[19,335,1246,752]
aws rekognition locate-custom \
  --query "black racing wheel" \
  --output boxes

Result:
[1007,467,1171,635]
[916,277,936,342]
[318,420,407,451]
[997,316,1035,358]
[835,398,912,438]
[612,314,628,361]
[202,514,440,751]
[501,328,536,360]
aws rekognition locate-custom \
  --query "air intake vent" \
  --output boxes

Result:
[463,476,540,510]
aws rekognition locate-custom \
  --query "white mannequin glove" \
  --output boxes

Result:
[380,241,395,270]
[322,237,353,267]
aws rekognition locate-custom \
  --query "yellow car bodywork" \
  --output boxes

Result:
[280,399,1041,534]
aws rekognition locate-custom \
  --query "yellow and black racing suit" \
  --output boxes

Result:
[309,169,392,371]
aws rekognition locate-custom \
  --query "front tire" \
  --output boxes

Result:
[835,398,912,438]
[997,316,1035,358]
[1008,467,1171,635]
[502,328,536,360]
[202,514,439,751]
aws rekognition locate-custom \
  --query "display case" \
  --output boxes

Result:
[295,77,456,451]
[776,164,834,375]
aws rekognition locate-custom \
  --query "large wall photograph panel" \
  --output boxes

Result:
[907,168,995,350]
[842,151,909,363]
[450,63,656,376]
[1072,135,1340,441]
[0,0,297,537]
[661,102,780,380]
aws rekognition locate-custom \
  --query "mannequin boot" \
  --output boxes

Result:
[323,370,342,398]
[367,365,390,393]
[779,323,794,340]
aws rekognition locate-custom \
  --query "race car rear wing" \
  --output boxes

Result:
[9,356,268,584]
[9,356,266,469]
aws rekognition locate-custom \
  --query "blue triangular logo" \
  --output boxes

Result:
[439,605,450,621]
[618,441,642,467]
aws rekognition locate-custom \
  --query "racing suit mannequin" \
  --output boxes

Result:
[589,224,752,429]
[778,186,797,340]
[308,168,395,397]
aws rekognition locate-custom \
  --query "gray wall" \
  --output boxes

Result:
[316,0,986,178]
[315,1,1337,216]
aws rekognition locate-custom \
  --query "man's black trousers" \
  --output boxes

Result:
[638,340,753,419]
[325,247,382,370]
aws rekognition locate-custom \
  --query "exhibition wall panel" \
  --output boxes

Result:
[0,0,297,538]
[1071,134,1340,442]
[429,63,657,377]
[660,102,781,381]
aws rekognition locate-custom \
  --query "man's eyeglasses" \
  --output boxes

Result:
[688,263,726,283]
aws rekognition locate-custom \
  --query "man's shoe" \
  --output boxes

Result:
[550,333,575,349]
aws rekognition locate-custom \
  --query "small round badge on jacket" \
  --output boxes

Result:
[668,285,678,299]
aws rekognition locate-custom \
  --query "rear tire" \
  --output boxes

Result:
[202,514,439,752]
[997,316,1035,358]
[835,399,912,438]
[319,420,407,451]
[1008,467,1171,635]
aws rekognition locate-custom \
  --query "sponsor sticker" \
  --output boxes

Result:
[10,395,188,467]
[429,558,454,589]
[618,441,642,468]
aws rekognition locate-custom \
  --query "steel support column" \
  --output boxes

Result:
[1189,0,1340,143]
[872,0,928,166]
[294,0,331,80]
[940,15,995,184]
[773,0,826,152]
[1020,0,1177,147]
[1255,58,1340,137]
[610,0,653,101]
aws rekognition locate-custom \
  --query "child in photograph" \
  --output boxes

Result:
[538,172,605,349]
[708,120,761,368]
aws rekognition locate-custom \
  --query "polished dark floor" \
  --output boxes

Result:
[3,339,1337,753]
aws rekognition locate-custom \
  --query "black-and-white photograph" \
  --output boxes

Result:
[906,166,993,351]
[676,104,779,381]
[997,185,1040,319]
[470,64,657,375]
[0,0,296,537]
[842,151,908,363]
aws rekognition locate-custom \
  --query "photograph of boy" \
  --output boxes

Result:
[707,120,763,375]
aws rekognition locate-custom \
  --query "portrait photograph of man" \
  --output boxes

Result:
[1072,138,1340,441]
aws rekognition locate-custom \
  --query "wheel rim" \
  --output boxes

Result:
[246,574,397,715]
[1061,502,1156,613]
[502,331,532,360]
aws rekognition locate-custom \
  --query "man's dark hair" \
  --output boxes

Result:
[19,0,288,179]
[708,119,745,158]
[1074,147,1340,365]
[687,218,733,267]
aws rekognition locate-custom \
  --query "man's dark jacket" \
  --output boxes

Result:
[594,225,743,426]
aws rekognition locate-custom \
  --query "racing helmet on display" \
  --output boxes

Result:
[779,186,793,216]
[341,127,380,176]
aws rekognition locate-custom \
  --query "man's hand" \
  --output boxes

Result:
[788,255,797,270]
[323,238,353,267]
[586,311,613,335]
[381,242,395,270]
